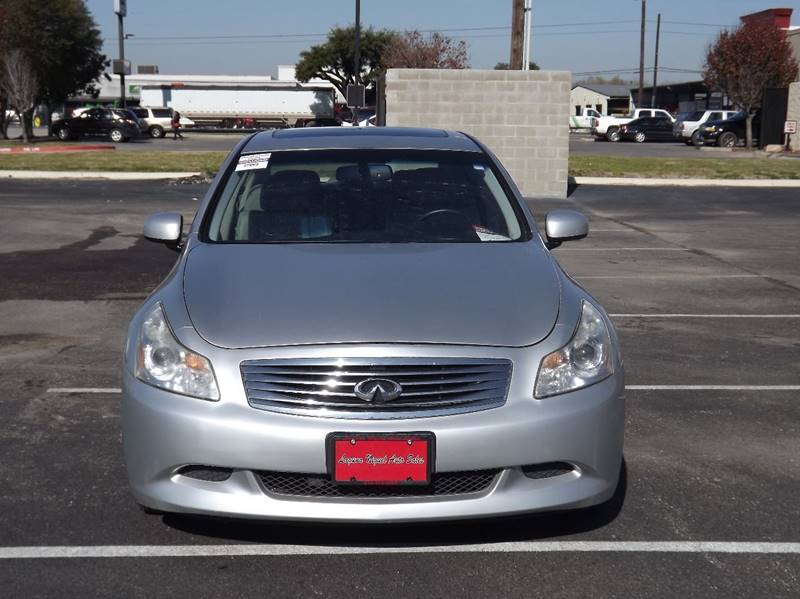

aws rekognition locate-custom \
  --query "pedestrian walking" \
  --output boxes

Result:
[171,110,184,140]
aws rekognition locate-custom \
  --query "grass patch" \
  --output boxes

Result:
[0,151,227,175]
[569,154,800,179]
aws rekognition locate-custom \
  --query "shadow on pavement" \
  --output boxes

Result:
[162,460,627,546]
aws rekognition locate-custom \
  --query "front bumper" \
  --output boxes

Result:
[122,362,624,522]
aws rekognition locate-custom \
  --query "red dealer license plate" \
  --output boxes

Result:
[328,433,434,485]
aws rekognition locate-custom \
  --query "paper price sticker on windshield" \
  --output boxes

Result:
[235,152,271,172]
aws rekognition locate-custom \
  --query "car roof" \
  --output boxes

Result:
[241,127,483,153]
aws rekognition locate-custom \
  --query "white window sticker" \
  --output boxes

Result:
[235,152,271,172]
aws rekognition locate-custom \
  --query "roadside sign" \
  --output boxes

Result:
[346,84,366,108]
[114,0,127,17]
[785,120,797,134]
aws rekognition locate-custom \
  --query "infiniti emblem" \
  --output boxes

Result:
[353,378,403,403]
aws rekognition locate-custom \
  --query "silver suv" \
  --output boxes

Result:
[131,107,194,138]
[673,110,739,146]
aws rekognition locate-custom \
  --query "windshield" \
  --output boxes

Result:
[205,149,526,243]
[686,111,705,122]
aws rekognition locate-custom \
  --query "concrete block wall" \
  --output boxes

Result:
[384,69,570,198]
[788,82,800,151]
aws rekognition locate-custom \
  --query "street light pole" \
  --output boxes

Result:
[117,11,126,108]
[637,0,646,108]
[651,13,661,108]
[522,0,532,70]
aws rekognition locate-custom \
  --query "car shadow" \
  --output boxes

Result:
[162,460,627,546]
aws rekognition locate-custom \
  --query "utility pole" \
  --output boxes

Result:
[638,0,646,108]
[522,0,532,70]
[651,13,661,108]
[116,0,127,108]
[510,0,524,69]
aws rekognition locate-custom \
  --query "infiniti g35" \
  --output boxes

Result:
[122,127,624,522]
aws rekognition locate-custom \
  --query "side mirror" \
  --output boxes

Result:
[544,209,589,249]
[144,212,183,252]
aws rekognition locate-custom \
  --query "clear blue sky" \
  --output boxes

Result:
[86,0,800,82]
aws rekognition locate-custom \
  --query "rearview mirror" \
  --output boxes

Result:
[544,209,589,249]
[144,212,183,251]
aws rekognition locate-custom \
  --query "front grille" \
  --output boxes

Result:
[257,470,500,498]
[240,358,512,419]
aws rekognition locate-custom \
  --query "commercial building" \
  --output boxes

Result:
[570,83,631,116]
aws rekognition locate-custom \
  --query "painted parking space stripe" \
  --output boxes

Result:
[47,385,800,394]
[559,247,689,251]
[626,385,800,391]
[609,314,800,319]
[47,387,122,394]
[1,541,799,559]
[580,275,767,279]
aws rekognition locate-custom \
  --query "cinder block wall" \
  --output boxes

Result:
[385,69,570,198]
[788,82,800,151]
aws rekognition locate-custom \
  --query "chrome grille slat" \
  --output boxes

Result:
[241,358,512,420]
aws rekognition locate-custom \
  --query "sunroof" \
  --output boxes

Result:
[272,127,449,139]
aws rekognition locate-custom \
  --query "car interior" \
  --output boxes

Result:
[209,155,523,243]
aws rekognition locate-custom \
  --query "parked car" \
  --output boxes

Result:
[114,108,148,136]
[340,109,376,127]
[130,106,195,138]
[51,106,140,143]
[673,110,740,145]
[123,127,624,522]
[619,116,676,143]
[593,108,674,142]
[696,112,761,148]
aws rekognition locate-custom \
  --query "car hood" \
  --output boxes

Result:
[183,243,561,348]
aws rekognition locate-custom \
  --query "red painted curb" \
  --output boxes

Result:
[0,145,116,154]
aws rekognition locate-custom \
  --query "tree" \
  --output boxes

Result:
[295,26,395,98]
[0,0,106,139]
[386,31,469,69]
[1,49,38,142]
[494,61,539,71]
[703,18,798,150]
[577,75,631,85]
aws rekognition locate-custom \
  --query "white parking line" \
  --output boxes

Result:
[577,274,764,279]
[0,541,799,559]
[559,247,689,251]
[47,387,121,394]
[610,314,800,319]
[627,385,800,391]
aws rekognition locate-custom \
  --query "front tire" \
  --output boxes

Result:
[148,125,165,138]
[691,130,703,146]
[634,131,646,143]
[109,128,124,143]
[606,127,621,142]
[55,128,71,141]
[718,132,737,148]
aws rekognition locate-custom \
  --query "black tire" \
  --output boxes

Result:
[718,132,737,148]
[55,127,71,141]
[606,127,621,142]
[148,125,165,138]
[109,128,124,143]
[634,131,646,143]
[691,130,703,147]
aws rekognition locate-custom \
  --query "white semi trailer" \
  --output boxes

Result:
[139,84,335,128]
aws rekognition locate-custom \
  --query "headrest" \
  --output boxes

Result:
[267,169,320,190]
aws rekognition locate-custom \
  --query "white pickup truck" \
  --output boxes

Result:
[593,108,674,141]
[569,107,602,130]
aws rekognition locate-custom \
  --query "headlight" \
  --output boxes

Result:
[135,303,219,400]
[534,301,614,398]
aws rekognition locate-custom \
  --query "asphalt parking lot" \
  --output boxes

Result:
[1,180,799,597]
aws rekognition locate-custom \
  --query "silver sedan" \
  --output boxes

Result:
[122,127,624,522]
